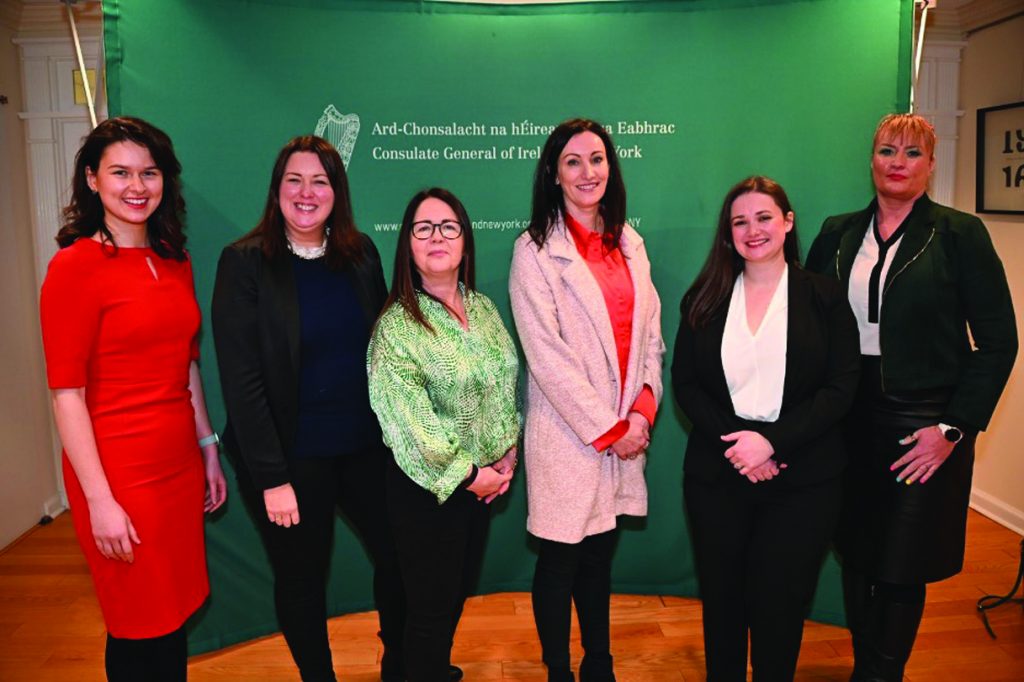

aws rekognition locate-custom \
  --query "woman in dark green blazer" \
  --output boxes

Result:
[806,113,1017,682]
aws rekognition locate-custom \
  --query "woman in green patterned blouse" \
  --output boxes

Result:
[367,187,521,682]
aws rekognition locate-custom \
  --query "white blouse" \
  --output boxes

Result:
[721,265,789,423]
[849,216,903,356]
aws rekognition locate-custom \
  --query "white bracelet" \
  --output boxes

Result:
[198,433,220,448]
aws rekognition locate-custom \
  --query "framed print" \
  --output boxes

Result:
[977,101,1024,215]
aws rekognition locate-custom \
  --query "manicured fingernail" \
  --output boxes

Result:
[896,475,903,483]
[905,478,913,486]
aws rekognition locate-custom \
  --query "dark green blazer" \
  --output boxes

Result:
[805,194,1017,433]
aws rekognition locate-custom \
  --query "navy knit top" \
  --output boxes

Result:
[291,254,381,457]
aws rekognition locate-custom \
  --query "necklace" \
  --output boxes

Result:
[287,236,327,260]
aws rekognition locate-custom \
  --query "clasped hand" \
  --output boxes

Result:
[722,430,785,483]
[468,445,517,503]
[611,413,650,461]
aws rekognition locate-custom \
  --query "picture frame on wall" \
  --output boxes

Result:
[976,101,1024,215]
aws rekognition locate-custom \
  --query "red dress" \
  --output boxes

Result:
[39,237,208,638]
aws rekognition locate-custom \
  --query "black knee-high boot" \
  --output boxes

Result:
[858,583,926,682]
[842,568,873,681]
[105,626,187,682]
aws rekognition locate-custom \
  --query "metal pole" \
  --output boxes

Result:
[910,1,931,113]
[65,0,97,128]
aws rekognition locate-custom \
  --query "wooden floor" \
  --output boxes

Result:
[1,511,1021,681]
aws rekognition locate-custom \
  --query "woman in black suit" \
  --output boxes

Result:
[673,176,861,681]
[806,114,1017,681]
[211,136,406,682]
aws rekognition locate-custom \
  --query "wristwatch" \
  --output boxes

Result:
[938,423,963,444]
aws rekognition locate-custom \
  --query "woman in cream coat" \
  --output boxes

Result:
[510,118,664,682]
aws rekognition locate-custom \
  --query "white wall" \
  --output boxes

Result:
[0,16,61,549]
[954,15,1024,534]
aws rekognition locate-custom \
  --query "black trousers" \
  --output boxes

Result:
[386,456,490,682]
[105,626,186,682]
[237,446,406,682]
[532,528,619,680]
[685,474,843,682]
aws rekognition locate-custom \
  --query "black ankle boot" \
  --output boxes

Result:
[579,654,615,682]
[546,668,575,682]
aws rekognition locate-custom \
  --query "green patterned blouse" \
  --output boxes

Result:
[367,287,521,503]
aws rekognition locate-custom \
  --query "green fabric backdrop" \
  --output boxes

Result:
[101,0,911,654]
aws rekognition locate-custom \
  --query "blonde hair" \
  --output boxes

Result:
[873,113,936,158]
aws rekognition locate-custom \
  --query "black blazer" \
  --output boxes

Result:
[806,194,1017,433]
[672,266,861,486]
[211,233,388,490]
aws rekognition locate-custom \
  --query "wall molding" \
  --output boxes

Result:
[971,488,1024,537]
[0,0,20,30]
[958,0,1024,35]
[918,40,967,206]
[17,0,101,38]
[42,494,66,520]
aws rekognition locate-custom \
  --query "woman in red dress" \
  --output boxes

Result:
[39,117,227,681]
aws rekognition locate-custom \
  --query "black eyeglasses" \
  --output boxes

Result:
[411,220,463,240]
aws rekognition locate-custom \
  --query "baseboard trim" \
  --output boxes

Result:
[41,494,66,520]
[970,488,1024,536]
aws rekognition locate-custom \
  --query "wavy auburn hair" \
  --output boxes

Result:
[58,116,187,260]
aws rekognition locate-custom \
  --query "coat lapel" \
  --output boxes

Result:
[836,203,874,282]
[621,226,651,402]
[781,267,807,407]
[883,194,936,291]
[547,217,620,388]
[267,252,301,375]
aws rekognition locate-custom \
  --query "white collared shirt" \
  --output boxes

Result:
[722,266,789,423]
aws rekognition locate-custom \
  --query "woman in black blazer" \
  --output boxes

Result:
[211,136,406,682]
[806,114,1017,682]
[673,176,860,681]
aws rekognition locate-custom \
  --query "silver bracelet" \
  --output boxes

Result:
[198,433,220,448]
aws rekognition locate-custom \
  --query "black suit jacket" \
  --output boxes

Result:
[672,266,861,486]
[806,194,1017,433]
[211,233,388,490]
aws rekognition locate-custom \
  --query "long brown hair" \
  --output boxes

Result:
[239,135,364,269]
[383,187,476,332]
[527,117,627,249]
[58,116,187,260]
[682,176,801,329]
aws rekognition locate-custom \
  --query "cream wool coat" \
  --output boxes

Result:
[509,218,665,543]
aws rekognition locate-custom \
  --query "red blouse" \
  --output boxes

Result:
[564,213,657,451]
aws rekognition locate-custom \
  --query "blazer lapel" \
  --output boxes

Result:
[621,226,651,400]
[836,203,874,282]
[267,253,301,375]
[781,268,808,407]
[707,309,733,409]
[547,218,620,385]
[883,194,936,291]
[346,262,379,327]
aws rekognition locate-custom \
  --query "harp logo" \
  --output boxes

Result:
[315,105,361,170]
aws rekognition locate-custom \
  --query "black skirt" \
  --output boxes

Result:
[836,356,975,584]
